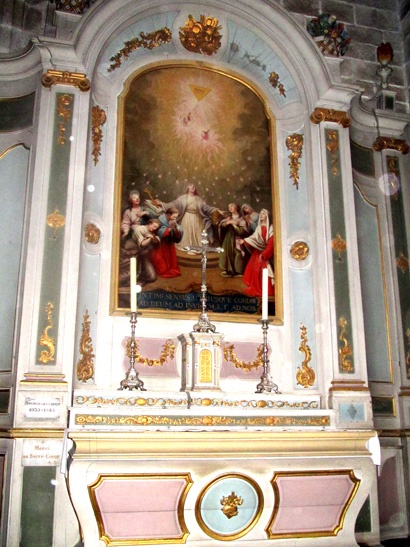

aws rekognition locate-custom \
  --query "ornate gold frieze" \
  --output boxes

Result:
[57,94,72,145]
[126,339,175,366]
[108,28,172,72]
[76,414,330,427]
[223,344,263,372]
[75,395,187,406]
[41,70,90,92]
[84,222,101,244]
[269,71,286,97]
[290,241,309,261]
[326,129,339,175]
[76,310,94,382]
[91,106,106,165]
[38,302,55,364]
[332,233,347,261]
[296,324,315,388]
[310,107,351,127]
[285,133,303,189]
[339,317,353,373]
[373,136,409,155]
[396,252,409,274]
[46,208,65,238]
[221,492,243,519]
[179,15,222,55]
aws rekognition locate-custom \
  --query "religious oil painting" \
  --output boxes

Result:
[112,64,281,322]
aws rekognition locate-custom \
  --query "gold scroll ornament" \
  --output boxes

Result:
[76,310,94,382]
[286,134,303,189]
[296,324,315,388]
[91,106,107,165]
[108,28,172,72]
[41,70,90,92]
[57,94,73,145]
[339,317,353,372]
[332,233,347,261]
[290,241,309,261]
[38,302,55,364]
[47,208,65,238]
[223,344,263,372]
[269,71,286,97]
[84,223,101,244]
[326,130,339,176]
[373,136,409,155]
[179,15,222,55]
[310,107,351,128]
[221,493,243,519]
[126,339,175,366]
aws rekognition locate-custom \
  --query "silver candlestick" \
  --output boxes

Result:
[256,318,279,394]
[119,312,146,391]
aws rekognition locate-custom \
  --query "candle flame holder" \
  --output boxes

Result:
[256,318,280,394]
[119,312,146,391]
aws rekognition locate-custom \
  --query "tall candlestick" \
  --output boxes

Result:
[262,267,268,320]
[130,257,137,312]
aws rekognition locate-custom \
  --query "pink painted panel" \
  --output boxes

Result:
[121,337,178,377]
[94,478,186,540]
[378,456,400,526]
[270,474,355,534]
[221,341,270,379]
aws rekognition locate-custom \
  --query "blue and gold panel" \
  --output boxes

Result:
[195,473,263,540]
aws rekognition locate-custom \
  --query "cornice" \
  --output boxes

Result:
[350,95,410,137]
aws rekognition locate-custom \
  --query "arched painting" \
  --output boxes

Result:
[111,64,280,322]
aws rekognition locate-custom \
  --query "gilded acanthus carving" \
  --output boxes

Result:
[91,106,107,165]
[57,94,73,145]
[84,223,101,244]
[38,303,55,364]
[286,134,303,189]
[41,70,90,92]
[296,324,315,388]
[269,71,286,97]
[179,15,222,55]
[76,310,94,382]
[310,108,351,128]
[223,344,263,372]
[108,28,172,72]
[220,493,243,519]
[47,208,65,238]
[339,317,353,373]
[373,136,409,155]
[126,339,175,367]
[326,130,339,176]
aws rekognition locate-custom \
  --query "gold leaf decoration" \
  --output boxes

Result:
[310,107,351,128]
[76,310,94,382]
[38,302,55,364]
[269,71,286,96]
[91,106,107,165]
[179,15,222,55]
[47,208,65,238]
[41,70,90,92]
[396,252,409,274]
[57,94,73,145]
[84,222,101,244]
[223,344,263,372]
[290,241,309,261]
[332,233,347,261]
[125,339,175,367]
[296,324,315,388]
[220,493,243,519]
[108,28,172,72]
[373,136,409,155]
[286,134,303,189]
[339,317,353,373]
[326,130,339,176]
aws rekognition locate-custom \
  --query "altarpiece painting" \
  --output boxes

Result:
[111,65,280,322]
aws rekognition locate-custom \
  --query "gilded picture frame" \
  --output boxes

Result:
[111,62,282,323]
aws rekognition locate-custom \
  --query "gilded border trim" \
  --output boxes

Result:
[265,470,360,539]
[88,473,192,545]
[195,473,263,541]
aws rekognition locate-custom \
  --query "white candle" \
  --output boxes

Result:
[262,268,268,320]
[130,257,137,312]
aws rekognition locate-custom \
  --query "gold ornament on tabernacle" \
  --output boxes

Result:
[199,349,212,383]
[285,134,303,189]
[339,317,353,373]
[125,339,175,366]
[57,94,73,145]
[223,344,263,372]
[373,136,409,155]
[179,15,222,55]
[332,233,347,261]
[76,310,94,382]
[396,252,409,274]
[41,70,90,92]
[326,129,339,176]
[310,107,351,127]
[108,28,172,72]
[220,492,243,519]
[296,324,315,388]
[47,208,65,238]
[84,223,101,244]
[38,303,55,364]
[290,241,309,261]
[268,71,286,96]
[91,106,107,165]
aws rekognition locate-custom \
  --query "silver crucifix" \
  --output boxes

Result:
[185,229,223,333]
